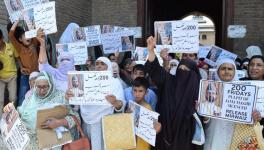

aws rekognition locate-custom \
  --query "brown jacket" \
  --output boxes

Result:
[8,30,39,74]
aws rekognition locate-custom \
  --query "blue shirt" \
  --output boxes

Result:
[124,87,157,110]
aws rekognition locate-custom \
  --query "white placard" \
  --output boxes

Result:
[238,81,264,117]
[101,32,122,54]
[4,0,49,22]
[56,42,88,65]
[128,27,142,38]
[129,101,159,146]
[198,80,257,124]
[133,47,148,61]
[198,46,211,59]
[204,45,237,67]
[0,105,29,150]
[155,20,199,53]
[24,1,57,38]
[72,25,102,47]
[228,25,247,38]
[68,71,112,105]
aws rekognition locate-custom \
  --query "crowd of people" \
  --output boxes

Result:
[0,19,264,150]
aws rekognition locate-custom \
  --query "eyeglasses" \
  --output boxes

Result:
[36,85,49,90]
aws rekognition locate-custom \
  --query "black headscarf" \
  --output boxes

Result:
[146,57,201,150]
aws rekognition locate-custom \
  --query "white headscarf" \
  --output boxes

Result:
[59,23,80,44]
[215,58,236,81]
[96,57,113,73]
[29,71,40,80]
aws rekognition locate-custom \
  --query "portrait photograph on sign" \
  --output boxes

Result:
[198,80,257,124]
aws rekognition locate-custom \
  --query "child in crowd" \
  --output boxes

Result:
[124,64,157,110]
[9,19,39,106]
[129,77,161,150]
[0,29,19,115]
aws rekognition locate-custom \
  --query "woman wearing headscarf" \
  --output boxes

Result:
[203,58,261,150]
[38,24,78,92]
[240,55,264,81]
[59,23,80,44]
[145,36,202,150]
[66,57,125,150]
[3,72,79,150]
[240,55,264,137]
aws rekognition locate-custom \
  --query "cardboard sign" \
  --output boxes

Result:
[198,80,257,124]
[155,20,199,53]
[36,105,72,149]
[68,71,112,105]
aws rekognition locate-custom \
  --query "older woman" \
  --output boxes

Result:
[4,72,79,150]
[204,58,261,150]
[66,57,125,150]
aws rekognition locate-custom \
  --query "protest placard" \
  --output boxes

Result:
[129,101,159,146]
[56,42,88,65]
[101,25,135,52]
[237,81,264,117]
[4,0,49,22]
[128,27,142,38]
[102,113,136,150]
[0,105,29,150]
[198,80,257,124]
[72,25,102,47]
[121,34,134,52]
[101,32,122,54]
[133,47,149,61]
[228,25,247,38]
[155,20,199,53]
[204,45,237,67]
[23,1,57,38]
[68,71,112,105]
[198,46,211,59]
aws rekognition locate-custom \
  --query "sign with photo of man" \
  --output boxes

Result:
[154,20,199,53]
[198,80,257,124]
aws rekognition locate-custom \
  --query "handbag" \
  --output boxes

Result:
[63,116,91,150]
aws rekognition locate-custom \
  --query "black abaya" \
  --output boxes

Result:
[145,57,202,150]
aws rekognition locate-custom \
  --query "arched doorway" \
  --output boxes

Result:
[137,0,233,51]
[182,13,215,46]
